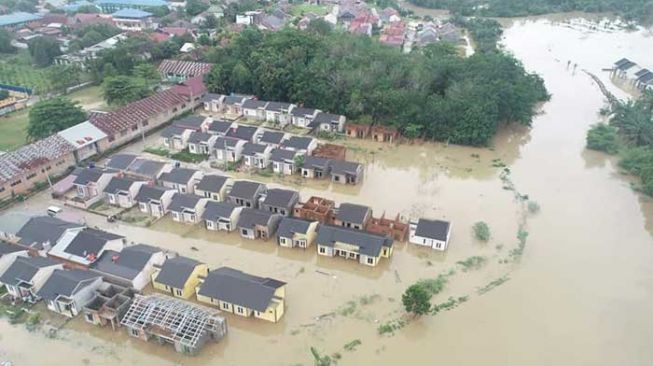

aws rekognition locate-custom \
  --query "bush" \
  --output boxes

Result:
[402,284,432,316]
[619,147,653,196]
[587,123,620,154]
[472,221,491,241]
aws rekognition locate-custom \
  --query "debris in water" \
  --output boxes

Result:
[190,246,199,251]
[394,270,402,283]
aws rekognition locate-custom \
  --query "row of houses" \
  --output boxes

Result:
[611,58,653,91]
[201,94,346,133]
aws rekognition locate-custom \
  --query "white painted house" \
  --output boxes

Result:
[409,218,451,251]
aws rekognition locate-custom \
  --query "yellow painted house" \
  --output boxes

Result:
[196,267,286,323]
[315,225,394,267]
[151,256,208,299]
[276,217,319,249]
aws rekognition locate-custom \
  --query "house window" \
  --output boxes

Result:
[129,328,140,337]
[131,125,138,131]
[175,289,183,296]
[319,247,326,254]
[236,306,244,314]
[280,238,286,245]
[435,242,442,249]
[367,258,374,265]
[207,221,214,229]
[10,180,21,186]
[221,302,230,310]
[189,214,195,222]
[241,229,248,236]
[180,186,186,193]
[139,203,147,211]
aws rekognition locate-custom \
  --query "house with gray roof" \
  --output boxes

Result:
[270,148,298,175]
[409,218,452,251]
[135,185,176,218]
[277,217,318,249]
[0,256,62,303]
[315,225,394,266]
[104,176,147,208]
[222,95,251,116]
[260,188,299,216]
[106,153,138,170]
[242,142,273,170]
[160,167,203,195]
[334,203,372,230]
[188,131,217,155]
[202,93,225,113]
[242,99,269,121]
[281,136,317,154]
[37,269,104,317]
[202,201,243,232]
[213,136,246,163]
[152,256,208,299]
[264,102,295,127]
[125,158,172,183]
[195,175,232,201]
[169,193,208,224]
[73,167,117,203]
[290,107,321,128]
[309,112,346,133]
[236,208,282,240]
[226,125,262,143]
[197,267,287,322]
[91,244,168,290]
[227,180,267,208]
[161,125,193,151]
[208,120,235,136]
[0,212,34,242]
[301,156,331,179]
[48,228,125,268]
[173,115,211,131]
[258,130,287,147]
[0,242,28,277]
[330,159,364,185]
[16,216,84,253]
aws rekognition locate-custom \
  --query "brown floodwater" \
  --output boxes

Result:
[2,16,653,366]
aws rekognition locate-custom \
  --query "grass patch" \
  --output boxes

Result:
[337,300,357,317]
[416,274,448,296]
[477,275,510,295]
[343,339,361,352]
[291,3,330,16]
[0,52,52,93]
[0,108,29,151]
[144,146,170,157]
[171,150,208,163]
[456,256,487,271]
[377,318,406,335]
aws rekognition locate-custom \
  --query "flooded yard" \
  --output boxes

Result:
[2,15,653,366]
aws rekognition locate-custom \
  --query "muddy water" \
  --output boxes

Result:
[3,17,653,366]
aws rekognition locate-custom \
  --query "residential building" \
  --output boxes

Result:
[169,194,208,224]
[290,107,320,128]
[213,137,246,163]
[260,188,299,216]
[309,112,346,133]
[104,177,147,208]
[111,9,155,31]
[152,256,208,299]
[201,93,225,113]
[0,212,34,243]
[330,160,364,185]
[270,148,298,175]
[83,282,136,330]
[194,175,231,201]
[333,203,372,230]
[242,143,273,170]
[188,131,217,155]
[202,201,243,232]
[226,125,261,143]
[276,217,319,249]
[0,12,42,29]
[0,242,28,276]
[258,131,287,147]
[228,181,266,208]
[159,167,203,194]
[0,256,62,303]
[72,167,117,203]
[125,158,172,183]
[196,267,286,322]
[48,228,125,269]
[370,125,399,143]
[134,185,176,218]
[207,120,234,136]
[173,115,212,132]
[315,225,394,267]
[97,0,166,13]
[37,269,104,317]
[105,153,138,171]
[345,123,371,139]
[15,216,84,255]
[242,99,269,121]
[57,121,109,163]
[301,156,331,179]
[264,102,295,126]
[161,125,193,151]
[366,213,409,242]
[91,243,168,290]
[293,196,335,224]
[222,95,251,116]
[281,136,317,155]
[409,219,452,251]
[236,208,282,240]
[158,59,213,83]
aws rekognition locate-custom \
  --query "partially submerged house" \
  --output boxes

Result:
[37,269,104,317]
[134,185,176,218]
[409,218,452,251]
[0,256,62,303]
[91,243,167,290]
[83,282,136,330]
[194,175,231,201]
[202,201,243,232]
[315,225,393,267]
[121,294,228,355]
[276,217,319,249]
[48,228,125,269]
[241,142,273,170]
[236,208,282,240]
[260,188,299,216]
[152,256,208,299]
[270,148,298,175]
[330,160,364,185]
[370,125,399,143]
[0,242,29,277]
[227,180,267,208]
[334,203,372,230]
[159,167,203,194]
[196,267,286,323]
[213,136,246,163]
[293,196,335,224]
[366,213,408,242]
[72,167,116,204]
[104,176,147,208]
[169,193,208,224]
[345,123,371,139]
[301,156,332,179]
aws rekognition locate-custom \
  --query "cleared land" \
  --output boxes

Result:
[290,3,331,16]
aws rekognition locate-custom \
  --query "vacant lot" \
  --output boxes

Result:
[290,3,331,16]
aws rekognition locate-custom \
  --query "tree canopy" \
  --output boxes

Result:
[402,284,432,316]
[204,27,548,146]
[0,29,14,54]
[27,37,62,67]
[102,75,152,106]
[27,98,87,141]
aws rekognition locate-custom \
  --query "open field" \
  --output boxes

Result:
[0,52,52,94]
[290,3,331,16]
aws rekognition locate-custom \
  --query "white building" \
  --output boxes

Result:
[409,218,451,251]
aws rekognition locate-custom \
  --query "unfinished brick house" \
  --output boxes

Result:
[293,196,335,224]
[365,212,408,242]
[370,125,399,143]
[345,123,371,139]
[312,143,347,161]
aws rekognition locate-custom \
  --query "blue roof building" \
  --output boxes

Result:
[112,8,153,18]
[97,0,167,13]
[0,12,42,28]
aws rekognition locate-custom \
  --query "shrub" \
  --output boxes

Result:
[472,221,491,241]
[586,123,620,154]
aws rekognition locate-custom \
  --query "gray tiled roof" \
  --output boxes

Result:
[242,99,268,109]
[226,125,258,141]
[37,269,101,301]
[335,203,370,225]
[104,176,140,194]
[169,193,203,212]
[313,112,342,124]
[330,160,362,175]
[0,241,25,256]
[0,256,60,286]
[160,125,188,138]
[201,92,222,103]
[17,216,83,250]
[259,131,285,145]
[316,225,393,257]
[262,188,298,209]
[0,212,35,236]
[242,142,268,156]
[63,228,123,257]
[214,136,240,148]
[237,208,278,228]
[159,167,200,185]
[73,168,106,185]
[228,181,265,200]
[264,101,292,112]
[188,131,213,144]
[135,185,173,202]
[197,267,285,312]
[91,244,161,280]
[155,256,202,289]
[270,148,297,162]
[106,154,138,170]
[277,217,314,238]
[290,107,317,117]
[202,201,238,221]
[414,219,450,241]
[208,120,233,134]
[195,175,228,193]
[127,159,167,178]
[303,156,331,170]
[224,95,248,105]
[282,136,314,150]
[173,115,205,130]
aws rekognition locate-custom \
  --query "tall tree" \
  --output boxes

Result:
[402,284,431,316]
[27,37,62,67]
[46,64,82,95]
[27,98,87,141]
[102,76,152,106]
[0,29,15,54]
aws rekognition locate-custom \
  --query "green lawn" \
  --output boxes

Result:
[0,108,29,151]
[290,3,331,16]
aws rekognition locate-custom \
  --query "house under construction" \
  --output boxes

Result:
[83,283,137,330]
[120,294,228,355]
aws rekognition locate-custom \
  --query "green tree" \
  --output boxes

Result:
[586,123,620,154]
[133,63,160,86]
[0,90,9,100]
[27,37,62,67]
[186,0,209,16]
[205,64,229,94]
[402,284,431,316]
[472,221,490,241]
[27,98,87,140]
[46,64,82,95]
[0,29,15,54]
[102,76,152,106]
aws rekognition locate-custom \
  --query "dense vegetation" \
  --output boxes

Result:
[407,0,653,24]
[586,91,653,195]
[27,97,87,140]
[205,27,548,146]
